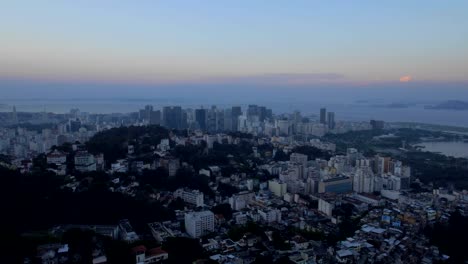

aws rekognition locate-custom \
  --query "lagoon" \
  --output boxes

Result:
[416,141,468,158]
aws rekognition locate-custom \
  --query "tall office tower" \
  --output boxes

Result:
[184,108,195,128]
[320,108,327,124]
[231,106,242,131]
[216,109,224,131]
[258,106,267,121]
[139,105,153,122]
[149,110,161,125]
[162,106,171,127]
[173,106,183,129]
[195,108,207,130]
[206,106,217,132]
[162,106,183,129]
[181,111,188,129]
[247,104,258,116]
[266,108,273,120]
[11,106,18,124]
[327,112,335,129]
[292,111,302,134]
[223,108,233,131]
[144,105,153,120]
[247,104,260,121]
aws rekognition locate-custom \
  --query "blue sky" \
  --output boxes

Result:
[1,1,468,98]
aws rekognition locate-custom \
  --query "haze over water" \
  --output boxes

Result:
[2,98,468,127]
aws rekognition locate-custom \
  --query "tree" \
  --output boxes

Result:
[211,204,233,220]
[162,237,205,264]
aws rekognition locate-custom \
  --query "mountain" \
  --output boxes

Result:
[425,100,468,110]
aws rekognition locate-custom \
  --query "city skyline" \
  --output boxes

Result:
[1,1,468,99]
[2,2,468,262]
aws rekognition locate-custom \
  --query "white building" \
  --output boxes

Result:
[185,211,215,238]
[268,180,287,197]
[276,120,290,136]
[318,198,335,217]
[258,208,282,223]
[353,167,375,193]
[174,188,204,207]
[229,191,255,210]
[47,149,67,165]
[74,151,96,172]
[246,179,254,191]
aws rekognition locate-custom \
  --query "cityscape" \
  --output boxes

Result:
[1,104,468,263]
[1,1,468,264]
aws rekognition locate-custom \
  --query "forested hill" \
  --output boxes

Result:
[86,125,170,164]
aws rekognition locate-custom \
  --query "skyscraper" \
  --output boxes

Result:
[149,110,161,125]
[327,112,335,129]
[247,105,259,119]
[231,106,242,131]
[195,108,207,130]
[163,106,183,129]
[206,106,217,132]
[223,108,233,131]
[320,108,327,124]
[11,106,18,124]
[139,105,154,123]
[215,109,224,131]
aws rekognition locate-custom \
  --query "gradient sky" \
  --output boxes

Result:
[1,1,468,98]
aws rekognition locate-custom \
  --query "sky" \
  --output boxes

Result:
[1,1,468,99]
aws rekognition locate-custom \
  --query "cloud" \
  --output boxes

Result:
[399,75,412,82]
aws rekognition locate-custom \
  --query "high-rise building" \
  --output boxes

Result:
[247,105,259,119]
[231,106,242,131]
[11,106,18,124]
[163,106,183,129]
[353,167,375,193]
[258,106,268,121]
[215,109,224,131]
[184,211,214,238]
[139,105,154,122]
[327,112,335,129]
[206,106,217,132]
[320,108,327,124]
[276,119,290,136]
[195,108,207,130]
[223,108,233,131]
[370,120,385,130]
[149,110,161,125]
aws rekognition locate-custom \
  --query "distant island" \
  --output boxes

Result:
[425,100,468,110]
[371,103,410,109]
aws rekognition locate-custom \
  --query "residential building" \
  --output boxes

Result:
[174,188,204,207]
[74,151,96,172]
[185,211,215,238]
[268,180,287,197]
[318,176,352,194]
